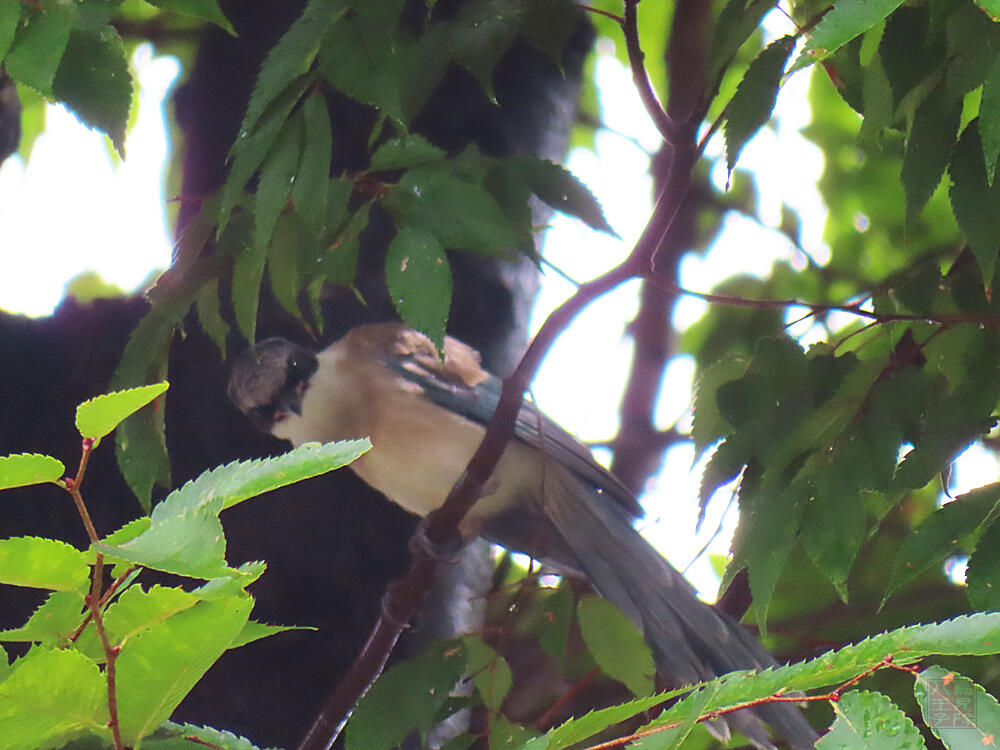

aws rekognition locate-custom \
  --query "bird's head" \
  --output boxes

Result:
[227,338,319,433]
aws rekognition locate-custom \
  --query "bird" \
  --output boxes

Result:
[227,323,817,749]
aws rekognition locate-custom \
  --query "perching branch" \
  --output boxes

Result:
[297,4,705,748]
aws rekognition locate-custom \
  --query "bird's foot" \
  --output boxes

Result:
[410,514,466,564]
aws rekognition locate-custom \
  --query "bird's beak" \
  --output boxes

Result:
[275,389,304,419]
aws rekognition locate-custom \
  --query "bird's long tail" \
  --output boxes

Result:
[542,475,818,750]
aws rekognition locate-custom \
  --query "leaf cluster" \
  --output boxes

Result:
[0,385,370,750]
[0,0,233,158]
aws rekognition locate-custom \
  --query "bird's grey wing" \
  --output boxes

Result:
[382,352,643,517]
[542,474,818,750]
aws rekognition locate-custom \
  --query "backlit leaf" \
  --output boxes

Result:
[901,80,960,229]
[51,27,132,157]
[884,482,1000,603]
[4,4,75,96]
[76,382,170,441]
[0,647,107,750]
[966,518,1000,610]
[797,0,907,68]
[0,537,89,592]
[577,595,655,697]
[146,0,235,34]
[726,36,795,175]
[0,453,65,489]
[949,120,1000,292]
[116,596,253,744]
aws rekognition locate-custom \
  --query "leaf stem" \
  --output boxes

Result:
[66,438,99,544]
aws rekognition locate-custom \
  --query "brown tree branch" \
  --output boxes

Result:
[622,0,677,142]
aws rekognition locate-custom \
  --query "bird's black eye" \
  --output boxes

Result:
[287,357,302,374]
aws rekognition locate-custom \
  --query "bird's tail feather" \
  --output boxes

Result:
[542,475,817,750]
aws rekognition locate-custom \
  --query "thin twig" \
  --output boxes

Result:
[69,566,141,643]
[64,438,98,543]
[671,283,1000,327]
[580,655,902,750]
[578,3,624,23]
[621,0,677,142]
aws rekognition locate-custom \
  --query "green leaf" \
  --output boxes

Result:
[95,498,233,580]
[0,453,65,489]
[725,36,795,175]
[0,591,85,647]
[527,613,1000,750]
[818,690,926,749]
[949,119,1000,282]
[225,213,264,343]
[145,0,235,34]
[884,482,1000,603]
[219,73,313,234]
[535,584,573,659]
[317,13,414,125]
[505,155,616,236]
[976,0,1000,22]
[370,134,446,171]
[385,164,520,254]
[576,595,655,697]
[292,93,332,234]
[196,279,229,359]
[346,639,467,750]
[146,721,272,750]
[116,596,253,744]
[796,0,907,68]
[966,518,1000,610]
[519,692,690,750]
[0,647,107,750]
[944,5,1000,99]
[113,299,191,510]
[448,0,521,102]
[102,584,200,648]
[743,483,808,632]
[464,636,513,713]
[519,0,581,68]
[901,80,961,229]
[914,666,1000,748]
[708,0,775,89]
[254,113,301,251]
[490,716,535,749]
[229,619,314,649]
[0,537,89,592]
[691,356,748,459]
[386,227,453,350]
[323,197,368,286]
[76,382,170,441]
[235,0,346,150]
[158,439,371,516]
[634,682,720,750]
[0,2,22,60]
[192,561,267,601]
[982,56,1000,185]
[267,210,308,318]
[51,27,132,158]
[4,4,75,96]
[802,477,867,600]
